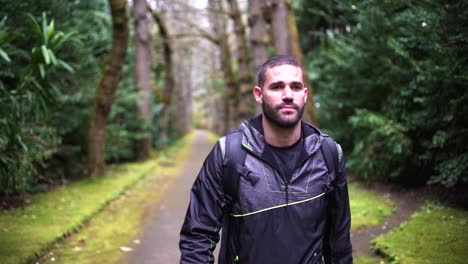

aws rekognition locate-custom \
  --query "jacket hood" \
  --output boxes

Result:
[239,115,324,159]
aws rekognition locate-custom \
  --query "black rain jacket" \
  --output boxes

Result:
[180,116,352,264]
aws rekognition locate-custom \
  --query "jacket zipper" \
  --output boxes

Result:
[243,146,302,204]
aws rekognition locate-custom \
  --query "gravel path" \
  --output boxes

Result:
[120,130,215,264]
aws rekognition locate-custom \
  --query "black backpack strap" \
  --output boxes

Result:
[320,134,342,178]
[221,130,246,205]
[219,131,246,263]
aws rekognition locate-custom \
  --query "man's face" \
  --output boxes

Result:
[254,65,308,128]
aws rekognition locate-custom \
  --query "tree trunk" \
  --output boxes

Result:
[267,0,317,124]
[133,0,152,159]
[267,0,290,54]
[286,0,317,125]
[148,7,175,145]
[88,0,129,177]
[219,34,237,133]
[227,0,255,124]
[173,48,192,135]
[209,0,238,133]
[248,0,269,114]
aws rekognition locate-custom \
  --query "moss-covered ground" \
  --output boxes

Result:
[3,131,466,264]
[0,133,194,264]
[349,182,395,232]
[372,202,468,264]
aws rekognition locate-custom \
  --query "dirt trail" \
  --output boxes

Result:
[351,182,425,257]
[119,130,215,264]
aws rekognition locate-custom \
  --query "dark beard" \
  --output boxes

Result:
[262,102,304,128]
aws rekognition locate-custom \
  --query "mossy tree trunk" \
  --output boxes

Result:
[248,0,269,114]
[88,0,129,177]
[266,0,317,125]
[208,0,238,133]
[227,0,255,124]
[219,34,237,133]
[133,0,152,159]
[148,6,175,145]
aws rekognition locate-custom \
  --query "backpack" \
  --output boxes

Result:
[218,131,342,263]
[221,131,342,204]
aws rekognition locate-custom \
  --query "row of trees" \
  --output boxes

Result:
[0,0,194,196]
[0,0,316,197]
[297,0,467,187]
[1,0,465,197]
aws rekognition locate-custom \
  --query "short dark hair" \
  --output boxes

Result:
[256,55,303,88]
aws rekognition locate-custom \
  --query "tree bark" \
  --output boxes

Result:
[227,0,255,124]
[208,0,237,133]
[267,0,290,54]
[220,34,237,132]
[88,0,129,177]
[173,48,192,135]
[248,0,269,114]
[286,0,317,125]
[148,6,175,145]
[266,0,317,124]
[133,0,152,159]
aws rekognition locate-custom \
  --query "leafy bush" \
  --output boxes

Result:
[0,13,78,195]
[301,0,468,186]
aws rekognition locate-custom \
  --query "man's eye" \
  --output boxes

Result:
[292,85,302,90]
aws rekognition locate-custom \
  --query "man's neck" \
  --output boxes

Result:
[261,115,302,147]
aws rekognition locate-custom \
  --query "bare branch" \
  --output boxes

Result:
[170,32,219,45]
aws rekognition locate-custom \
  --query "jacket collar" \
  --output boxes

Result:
[240,115,324,159]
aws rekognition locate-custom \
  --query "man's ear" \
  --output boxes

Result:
[304,87,308,103]
[253,86,263,103]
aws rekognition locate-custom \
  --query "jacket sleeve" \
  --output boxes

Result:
[179,141,226,264]
[323,146,353,264]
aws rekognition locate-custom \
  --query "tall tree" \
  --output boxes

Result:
[248,0,269,114]
[88,0,129,177]
[265,0,317,124]
[148,6,175,144]
[227,0,255,123]
[133,0,153,159]
[207,0,237,133]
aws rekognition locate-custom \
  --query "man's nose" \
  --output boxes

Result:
[282,86,293,100]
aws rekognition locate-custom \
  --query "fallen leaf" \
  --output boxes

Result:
[119,246,134,252]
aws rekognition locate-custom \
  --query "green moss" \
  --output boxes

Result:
[349,183,395,231]
[354,255,388,264]
[0,133,194,264]
[372,202,468,263]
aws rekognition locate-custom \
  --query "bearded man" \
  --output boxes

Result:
[180,55,353,264]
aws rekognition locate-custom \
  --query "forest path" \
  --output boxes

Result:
[118,130,423,263]
[351,181,425,258]
[119,129,215,264]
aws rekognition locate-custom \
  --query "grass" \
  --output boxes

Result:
[349,182,395,231]
[372,201,468,264]
[0,133,194,264]
[354,255,388,264]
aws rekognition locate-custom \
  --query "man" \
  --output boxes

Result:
[180,55,352,263]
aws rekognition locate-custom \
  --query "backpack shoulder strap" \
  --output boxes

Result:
[320,134,342,176]
[220,130,246,204]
